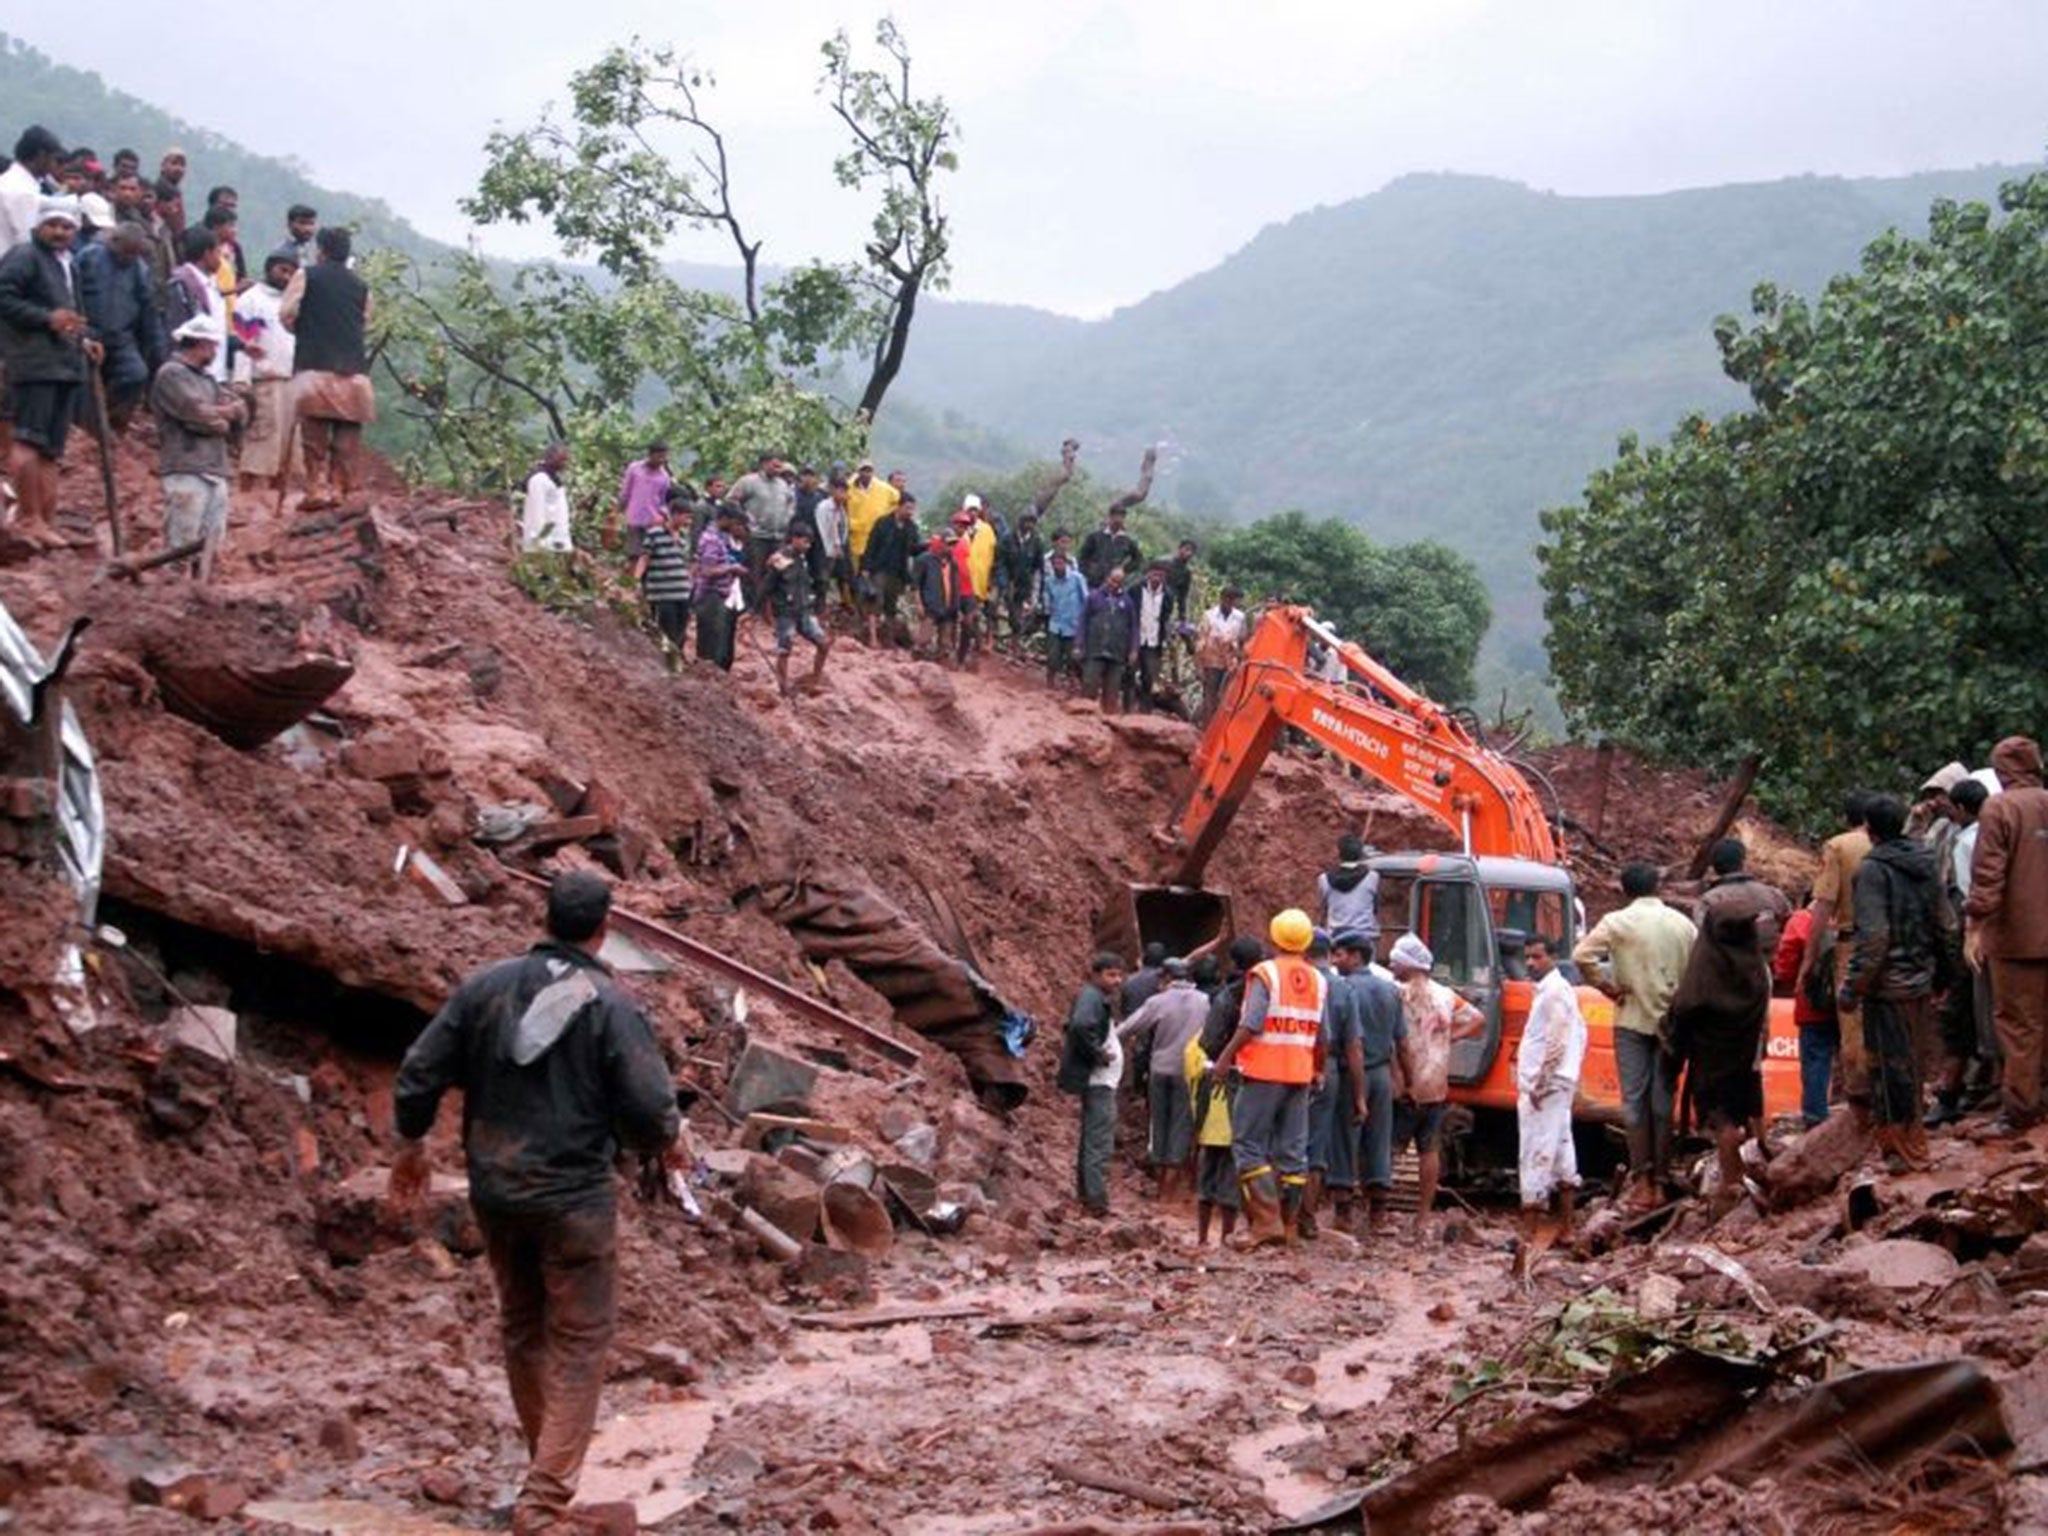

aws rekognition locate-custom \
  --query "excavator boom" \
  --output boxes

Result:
[1169,606,1557,884]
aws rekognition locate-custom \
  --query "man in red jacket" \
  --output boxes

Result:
[1965,736,2048,1136]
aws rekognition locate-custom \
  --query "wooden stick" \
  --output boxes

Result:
[1047,1460,1187,1512]
[104,537,206,581]
[87,366,124,555]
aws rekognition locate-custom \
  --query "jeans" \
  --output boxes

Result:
[1798,1019,1838,1125]
[1077,1086,1115,1211]
[479,1205,618,1524]
[1613,1027,1672,1178]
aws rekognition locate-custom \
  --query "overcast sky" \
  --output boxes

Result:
[16,0,2048,315]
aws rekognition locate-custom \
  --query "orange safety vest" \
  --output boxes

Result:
[1237,955,1326,1085]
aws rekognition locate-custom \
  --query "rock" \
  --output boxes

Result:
[1282,1363,1317,1388]
[1637,1273,1683,1321]
[339,731,423,783]
[1428,1301,1457,1323]
[726,1042,819,1117]
[418,1467,465,1505]
[167,1005,237,1063]
[130,1470,249,1521]
[316,1415,362,1462]
[701,1443,765,1486]
[144,1043,232,1133]
[1830,1238,1961,1291]
[1763,1111,1873,1210]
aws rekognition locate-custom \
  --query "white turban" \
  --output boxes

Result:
[1390,934,1433,973]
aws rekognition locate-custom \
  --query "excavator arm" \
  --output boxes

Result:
[1168,606,1558,885]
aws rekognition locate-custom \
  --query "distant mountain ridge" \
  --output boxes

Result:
[882,163,2038,688]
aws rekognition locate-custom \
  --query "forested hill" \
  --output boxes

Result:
[0,34,436,260]
[883,165,2035,684]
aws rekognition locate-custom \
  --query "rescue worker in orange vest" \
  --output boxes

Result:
[1206,908,1330,1246]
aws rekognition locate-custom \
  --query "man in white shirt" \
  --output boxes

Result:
[1132,562,1172,711]
[0,127,64,254]
[231,247,301,492]
[1515,936,1586,1278]
[521,442,573,552]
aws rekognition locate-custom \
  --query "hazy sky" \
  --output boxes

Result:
[17,1,2048,315]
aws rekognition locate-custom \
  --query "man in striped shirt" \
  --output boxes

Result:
[633,499,694,650]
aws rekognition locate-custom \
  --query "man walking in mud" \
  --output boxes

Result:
[387,871,681,1535]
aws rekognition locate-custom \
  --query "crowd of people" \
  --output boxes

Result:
[1064,741,2048,1267]
[0,124,373,572]
[522,439,1253,708]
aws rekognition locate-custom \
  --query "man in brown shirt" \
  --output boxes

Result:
[1800,791,1874,1118]
[1965,737,2048,1134]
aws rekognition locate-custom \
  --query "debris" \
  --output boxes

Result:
[820,1181,894,1260]
[743,1112,857,1150]
[130,1470,249,1521]
[1663,1244,1775,1312]
[528,814,605,849]
[474,802,547,845]
[793,1302,992,1331]
[503,867,922,1069]
[740,1159,825,1243]
[1048,1458,1190,1512]
[400,847,468,907]
[739,1205,805,1263]
[167,1003,238,1063]
[1760,1110,1872,1210]
[726,1041,820,1117]
[1827,1239,1960,1292]
[1636,1273,1683,1321]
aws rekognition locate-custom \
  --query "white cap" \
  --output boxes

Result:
[79,192,115,228]
[35,194,80,229]
[173,313,225,345]
[962,493,983,512]
[1389,934,1433,973]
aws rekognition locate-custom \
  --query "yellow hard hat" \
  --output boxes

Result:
[1269,908,1314,953]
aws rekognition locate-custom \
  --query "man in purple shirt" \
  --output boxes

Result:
[616,441,671,560]
[691,506,748,671]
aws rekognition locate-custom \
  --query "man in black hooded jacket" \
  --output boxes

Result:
[1843,794,1948,1171]
[389,872,680,1534]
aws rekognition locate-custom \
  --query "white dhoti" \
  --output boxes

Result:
[1516,1079,1580,1207]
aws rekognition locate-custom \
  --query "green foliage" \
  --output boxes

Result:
[1207,511,1492,701]
[370,26,955,514]
[1540,168,2048,827]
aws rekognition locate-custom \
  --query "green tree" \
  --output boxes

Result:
[370,22,956,505]
[1208,511,1492,701]
[1539,169,2048,828]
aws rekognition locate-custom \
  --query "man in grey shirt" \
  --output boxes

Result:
[1117,958,1210,1200]
[148,312,245,581]
[728,450,795,607]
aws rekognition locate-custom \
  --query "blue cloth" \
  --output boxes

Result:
[1345,970,1407,1068]
[77,241,165,395]
[1799,1020,1838,1125]
[1357,1062,1395,1189]
[1042,566,1087,637]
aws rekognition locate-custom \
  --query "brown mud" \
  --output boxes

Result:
[0,438,2039,1533]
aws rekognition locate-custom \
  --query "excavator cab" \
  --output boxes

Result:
[1371,853,1588,1098]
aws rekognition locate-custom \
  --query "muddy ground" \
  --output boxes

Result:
[3,442,2045,1534]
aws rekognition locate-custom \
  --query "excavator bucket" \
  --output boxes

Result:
[1099,882,1235,966]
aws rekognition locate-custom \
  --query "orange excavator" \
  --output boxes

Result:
[1111,606,1800,1163]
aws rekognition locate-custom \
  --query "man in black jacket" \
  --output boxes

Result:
[1058,953,1127,1215]
[1842,795,1948,1172]
[388,872,680,1535]
[1078,507,1140,590]
[860,494,920,649]
[994,511,1046,657]
[0,196,99,547]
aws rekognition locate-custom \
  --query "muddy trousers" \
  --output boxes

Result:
[1833,940,1870,1102]
[1612,1029,1672,1179]
[1231,1079,1311,1181]
[298,416,363,499]
[479,1205,619,1526]
[1992,957,2048,1124]
[1861,995,1928,1128]
[1076,1086,1115,1212]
